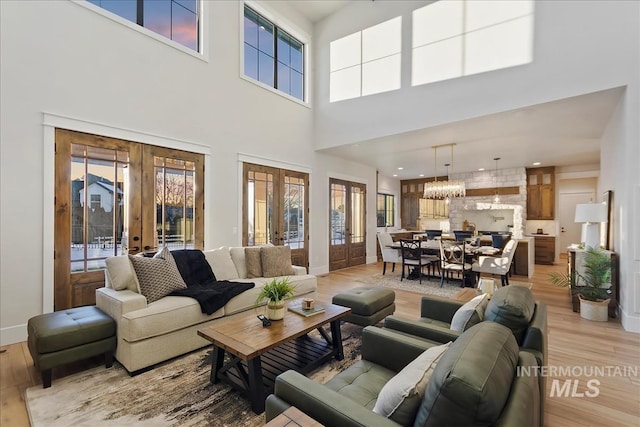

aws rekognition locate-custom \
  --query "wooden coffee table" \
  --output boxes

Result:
[197,300,350,414]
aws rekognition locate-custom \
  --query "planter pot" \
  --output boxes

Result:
[579,295,610,322]
[266,301,285,321]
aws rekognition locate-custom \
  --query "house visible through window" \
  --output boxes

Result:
[243,5,305,101]
[377,194,394,227]
[87,0,199,52]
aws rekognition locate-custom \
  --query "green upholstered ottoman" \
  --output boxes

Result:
[27,306,116,388]
[332,287,395,326]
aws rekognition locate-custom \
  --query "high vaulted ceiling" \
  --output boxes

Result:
[318,88,624,179]
[287,0,349,22]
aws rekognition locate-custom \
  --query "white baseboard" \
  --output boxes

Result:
[309,265,329,276]
[1,323,27,346]
[620,306,640,333]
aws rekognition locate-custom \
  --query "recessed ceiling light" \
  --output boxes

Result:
[397,167,404,170]
[478,168,485,171]
[532,162,541,166]
[393,174,398,177]
[419,174,425,177]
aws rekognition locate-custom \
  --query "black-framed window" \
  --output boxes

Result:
[243,6,304,101]
[377,194,394,227]
[87,0,199,52]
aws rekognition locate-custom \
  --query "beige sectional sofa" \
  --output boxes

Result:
[96,246,317,373]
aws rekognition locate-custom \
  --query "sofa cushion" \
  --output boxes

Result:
[245,247,263,278]
[203,247,239,281]
[484,286,536,344]
[325,360,396,410]
[120,296,224,342]
[261,246,294,278]
[372,342,450,425]
[105,255,140,293]
[450,293,489,332]
[229,247,248,279]
[415,322,519,426]
[129,247,187,303]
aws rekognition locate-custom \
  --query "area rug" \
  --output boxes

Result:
[25,323,365,427]
[356,270,463,298]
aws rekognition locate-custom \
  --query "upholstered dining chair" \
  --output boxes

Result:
[439,240,473,287]
[376,232,401,275]
[424,229,442,239]
[472,239,518,286]
[399,239,438,284]
[453,230,473,242]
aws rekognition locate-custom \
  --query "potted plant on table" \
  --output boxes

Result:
[550,246,612,321]
[255,277,296,321]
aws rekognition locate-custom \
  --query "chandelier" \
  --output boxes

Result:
[423,143,466,201]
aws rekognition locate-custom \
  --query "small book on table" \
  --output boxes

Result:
[288,303,325,317]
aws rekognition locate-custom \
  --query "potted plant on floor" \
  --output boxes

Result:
[550,246,612,321]
[255,277,296,320]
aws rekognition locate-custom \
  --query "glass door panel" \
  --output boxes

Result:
[70,144,128,273]
[247,169,275,246]
[154,157,197,249]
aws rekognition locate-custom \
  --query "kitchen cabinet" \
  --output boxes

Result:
[526,167,555,220]
[534,235,555,264]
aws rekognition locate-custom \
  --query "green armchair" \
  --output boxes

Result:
[265,322,541,427]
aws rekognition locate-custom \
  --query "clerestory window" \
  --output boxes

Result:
[243,5,305,101]
[87,0,199,52]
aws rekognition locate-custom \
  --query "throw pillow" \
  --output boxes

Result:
[203,247,239,281]
[450,293,489,332]
[373,342,451,425]
[129,247,187,303]
[105,255,140,293]
[229,247,248,279]
[245,247,263,278]
[260,245,294,278]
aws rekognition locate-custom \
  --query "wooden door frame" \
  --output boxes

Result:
[242,162,310,268]
[54,129,205,310]
[328,178,367,271]
[54,129,143,310]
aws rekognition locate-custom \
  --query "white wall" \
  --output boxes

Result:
[0,1,374,345]
[601,91,640,332]
[314,1,637,149]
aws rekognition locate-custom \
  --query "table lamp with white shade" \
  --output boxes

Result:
[575,203,607,249]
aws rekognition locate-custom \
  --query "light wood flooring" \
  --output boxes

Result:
[2,261,639,426]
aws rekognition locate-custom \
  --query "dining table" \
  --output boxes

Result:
[387,239,500,284]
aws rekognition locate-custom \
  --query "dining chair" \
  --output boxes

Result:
[377,232,401,275]
[399,239,437,284]
[439,240,473,287]
[472,239,518,286]
[453,231,473,242]
[424,229,442,239]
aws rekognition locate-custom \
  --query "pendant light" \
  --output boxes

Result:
[423,143,466,200]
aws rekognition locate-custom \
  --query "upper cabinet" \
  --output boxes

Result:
[526,167,555,220]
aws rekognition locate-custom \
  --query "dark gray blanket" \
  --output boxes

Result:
[170,249,254,315]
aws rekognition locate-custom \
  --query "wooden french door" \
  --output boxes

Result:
[54,129,204,310]
[242,163,309,269]
[329,178,366,271]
